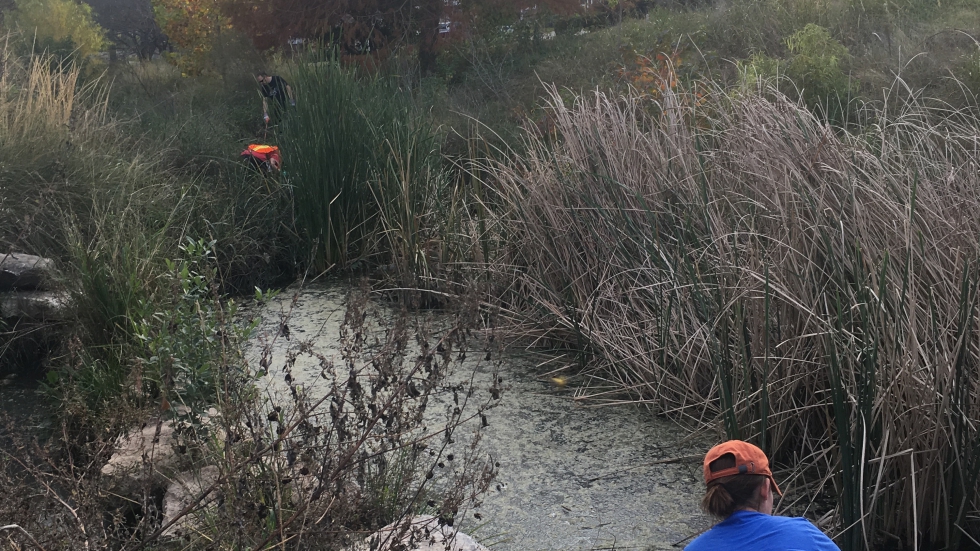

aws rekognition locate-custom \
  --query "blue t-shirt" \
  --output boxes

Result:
[685,510,840,551]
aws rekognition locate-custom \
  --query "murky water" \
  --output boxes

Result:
[246,282,711,551]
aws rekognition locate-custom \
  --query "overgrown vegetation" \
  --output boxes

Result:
[3,279,500,549]
[279,56,487,291]
[483,81,980,549]
[6,0,980,546]
[0,34,498,550]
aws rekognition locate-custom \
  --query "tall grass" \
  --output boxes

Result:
[0,53,165,347]
[0,49,295,415]
[281,56,441,271]
[485,81,980,548]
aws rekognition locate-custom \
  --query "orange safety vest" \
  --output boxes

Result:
[241,144,282,171]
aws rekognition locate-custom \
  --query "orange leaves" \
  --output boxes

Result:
[615,45,710,126]
[617,48,682,99]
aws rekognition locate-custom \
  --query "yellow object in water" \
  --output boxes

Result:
[550,376,568,388]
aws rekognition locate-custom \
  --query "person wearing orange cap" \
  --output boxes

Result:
[685,440,840,551]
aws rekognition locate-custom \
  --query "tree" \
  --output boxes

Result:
[9,0,107,61]
[219,0,581,74]
[85,0,167,60]
[451,0,581,39]
[152,0,228,74]
[220,0,446,71]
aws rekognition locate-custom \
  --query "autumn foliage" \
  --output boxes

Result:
[618,48,682,98]
[220,0,441,61]
[10,0,107,61]
[152,0,229,73]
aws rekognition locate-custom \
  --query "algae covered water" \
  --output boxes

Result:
[247,282,711,550]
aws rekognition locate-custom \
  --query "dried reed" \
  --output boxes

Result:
[485,80,980,548]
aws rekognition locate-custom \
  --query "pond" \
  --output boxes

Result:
[248,282,712,551]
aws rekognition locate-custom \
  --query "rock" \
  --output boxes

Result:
[102,411,224,495]
[101,419,180,493]
[352,515,490,551]
[161,466,221,539]
[0,253,55,291]
[0,291,69,320]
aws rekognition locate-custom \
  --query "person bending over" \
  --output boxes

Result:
[256,71,295,125]
[685,440,840,551]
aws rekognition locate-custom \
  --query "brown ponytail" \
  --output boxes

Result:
[701,452,768,518]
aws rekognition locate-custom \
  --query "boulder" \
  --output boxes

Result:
[102,410,222,495]
[0,291,69,320]
[161,465,221,539]
[101,418,180,493]
[0,253,55,291]
[352,515,490,551]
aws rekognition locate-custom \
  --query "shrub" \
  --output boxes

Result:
[9,0,107,65]
[784,24,855,122]
[151,0,229,75]
[737,52,781,88]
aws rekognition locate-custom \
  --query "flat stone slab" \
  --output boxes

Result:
[352,515,489,551]
[1,291,68,320]
[161,466,221,539]
[101,419,179,492]
[102,409,222,496]
[0,253,55,291]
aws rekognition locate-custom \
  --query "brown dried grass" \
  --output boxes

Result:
[484,80,980,548]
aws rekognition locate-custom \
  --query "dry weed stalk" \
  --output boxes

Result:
[0,284,498,550]
[486,81,980,548]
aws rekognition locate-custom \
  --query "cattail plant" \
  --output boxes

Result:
[281,54,440,271]
[484,79,980,549]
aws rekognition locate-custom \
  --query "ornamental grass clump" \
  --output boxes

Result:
[486,80,980,549]
[281,54,442,272]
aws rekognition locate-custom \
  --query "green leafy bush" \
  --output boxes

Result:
[784,24,855,121]
[9,0,107,65]
[737,52,781,88]
[133,238,255,418]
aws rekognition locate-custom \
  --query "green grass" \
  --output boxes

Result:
[280,54,442,272]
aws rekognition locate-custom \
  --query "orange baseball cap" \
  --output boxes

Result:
[703,440,782,496]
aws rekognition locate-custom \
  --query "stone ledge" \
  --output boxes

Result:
[350,515,489,551]
[161,465,221,539]
[0,253,55,291]
[0,291,69,320]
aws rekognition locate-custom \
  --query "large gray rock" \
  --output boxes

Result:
[161,466,221,539]
[102,409,222,495]
[101,419,180,493]
[0,291,68,320]
[0,253,55,291]
[353,515,489,551]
